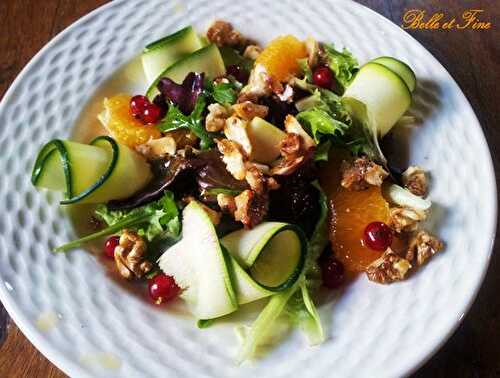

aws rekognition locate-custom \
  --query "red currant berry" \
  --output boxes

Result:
[312,66,334,89]
[148,274,180,305]
[363,221,393,251]
[104,236,120,259]
[142,103,163,124]
[320,255,345,289]
[130,95,149,118]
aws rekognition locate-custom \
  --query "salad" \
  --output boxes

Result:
[31,21,444,361]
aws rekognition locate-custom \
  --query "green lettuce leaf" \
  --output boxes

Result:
[204,79,239,105]
[341,97,387,164]
[296,88,352,151]
[54,192,181,252]
[158,96,214,149]
[297,107,350,144]
[314,140,332,162]
[322,43,359,93]
[298,58,313,82]
[95,191,180,242]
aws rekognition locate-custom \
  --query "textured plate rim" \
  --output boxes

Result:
[0,1,496,377]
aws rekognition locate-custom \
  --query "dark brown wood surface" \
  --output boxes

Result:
[0,1,498,377]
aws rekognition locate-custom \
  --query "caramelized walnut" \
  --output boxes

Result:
[238,64,274,103]
[406,230,444,266]
[340,157,389,191]
[234,189,268,228]
[402,166,428,197]
[388,207,427,233]
[232,101,269,120]
[284,115,316,150]
[280,133,302,156]
[217,193,237,214]
[205,103,230,132]
[224,115,252,156]
[206,20,244,47]
[216,138,247,180]
[114,230,152,280]
[135,136,176,159]
[366,248,412,284]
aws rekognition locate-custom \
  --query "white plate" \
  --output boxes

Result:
[0,0,496,377]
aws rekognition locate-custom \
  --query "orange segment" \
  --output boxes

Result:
[256,35,307,82]
[103,95,161,147]
[331,186,390,273]
[320,148,391,274]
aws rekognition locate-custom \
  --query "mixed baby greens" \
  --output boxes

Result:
[31,21,421,362]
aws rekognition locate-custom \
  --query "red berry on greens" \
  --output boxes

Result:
[320,255,345,289]
[142,102,163,124]
[148,273,180,305]
[104,236,120,259]
[130,95,149,118]
[312,66,334,89]
[363,221,393,251]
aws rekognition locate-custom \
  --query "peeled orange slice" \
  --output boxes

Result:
[100,95,161,148]
[256,35,307,82]
[320,149,391,274]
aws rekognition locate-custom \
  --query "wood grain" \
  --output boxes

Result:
[0,1,498,377]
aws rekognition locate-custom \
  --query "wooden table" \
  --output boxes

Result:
[0,1,498,377]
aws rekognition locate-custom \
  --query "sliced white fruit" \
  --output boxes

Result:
[343,62,412,137]
[383,183,431,210]
[142,26,203,85]
[372,56,416,92]
[146,44,226,99]
[247,117,286,164]
[158,201,238,319]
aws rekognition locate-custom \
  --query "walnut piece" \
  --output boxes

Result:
[243,45,262,60]
[232,101,268,120]
[234,189,268,228]
[224,116,252,156]
[205,103,231,132]
[216,138,247,180]
[245,165,266,194]
[388,207,427,233]
[238,64,274,103]
[217,193,237,214]
[114,230,152,280]
[206,20,244,47]
[271,153,308,176]
[402,166,428,196]
[340,157,389,191]
[366,248,412,284]
[280,133,302,156]
[406,230,444,266]
[284,115,316,150]
[135,136,176,159]
[270,125,314,176]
